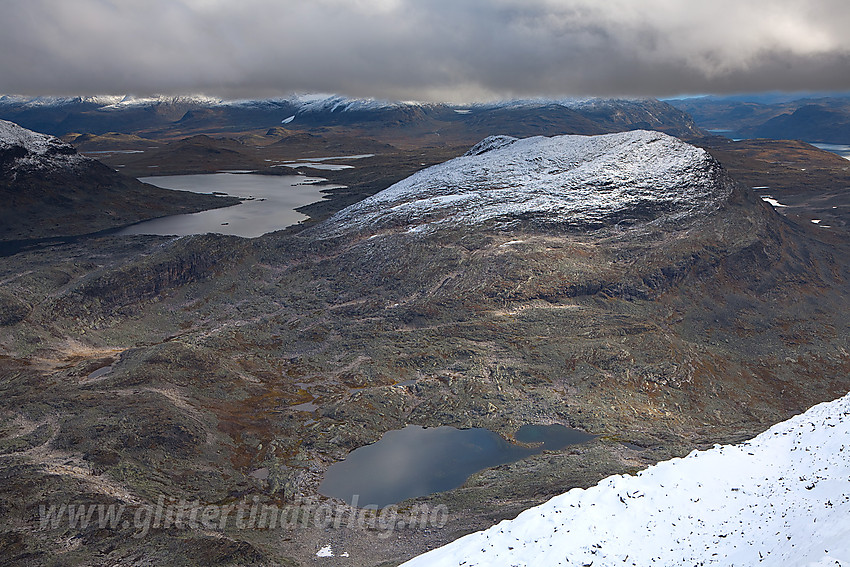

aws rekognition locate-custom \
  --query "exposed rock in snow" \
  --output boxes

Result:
[401,391,850,567]
[464,135,519,156]
[317,130,733,237]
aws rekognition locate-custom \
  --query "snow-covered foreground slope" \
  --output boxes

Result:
[318,130,731,237]
[402,392,850,567]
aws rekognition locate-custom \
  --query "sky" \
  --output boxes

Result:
[2,0,850,103]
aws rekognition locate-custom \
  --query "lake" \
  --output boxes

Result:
[811,143,850,161]
[319,424,596,508]
[118,173,335,238]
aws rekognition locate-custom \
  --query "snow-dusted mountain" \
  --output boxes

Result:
[402,391,850,567]
[0,94,222,109]
[0,118,85,171]
[0,93,644,114]
[277,93,423,114]
[470,96,678,114]
[317,130,731,236]
[0,93,402,112]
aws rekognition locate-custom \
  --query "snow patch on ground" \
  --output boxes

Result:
[761,195,790,208]
[316,544,350,559]
[316,545,334,557]
[319,130,729,237]
[401,392,850,567]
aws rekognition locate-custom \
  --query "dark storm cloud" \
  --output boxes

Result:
[2,0,850,101]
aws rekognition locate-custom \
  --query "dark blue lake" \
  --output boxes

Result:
[319,424,595,508]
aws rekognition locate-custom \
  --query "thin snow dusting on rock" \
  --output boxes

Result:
[0,119,62,155]
[319,130,731,237]
[401,392,850,567]
[0,119,86,171]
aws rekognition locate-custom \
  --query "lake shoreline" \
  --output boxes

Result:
[118,173,335,238]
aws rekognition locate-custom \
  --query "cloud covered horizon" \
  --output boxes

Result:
[3,0,850,102]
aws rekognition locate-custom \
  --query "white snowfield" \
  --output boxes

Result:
[401,392,850,567]
[0,119,86,170]
[319,130,730,237]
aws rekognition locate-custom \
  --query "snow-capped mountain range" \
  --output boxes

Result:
[317,130,730,236]
[0,93,642,113]
[0,93,703,140]
[402,391,850,567]
[0,94,223,109]
[0,93,435,120]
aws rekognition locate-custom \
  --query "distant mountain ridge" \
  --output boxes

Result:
[668,93,850,143]
[0,94,703,143]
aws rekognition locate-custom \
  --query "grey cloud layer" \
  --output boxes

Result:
[2,0,850,100]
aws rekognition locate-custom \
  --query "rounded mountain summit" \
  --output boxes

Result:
[315,130,736,237]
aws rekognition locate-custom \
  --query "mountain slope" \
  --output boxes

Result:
[402,391,850,567]
[745,103,850,142]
